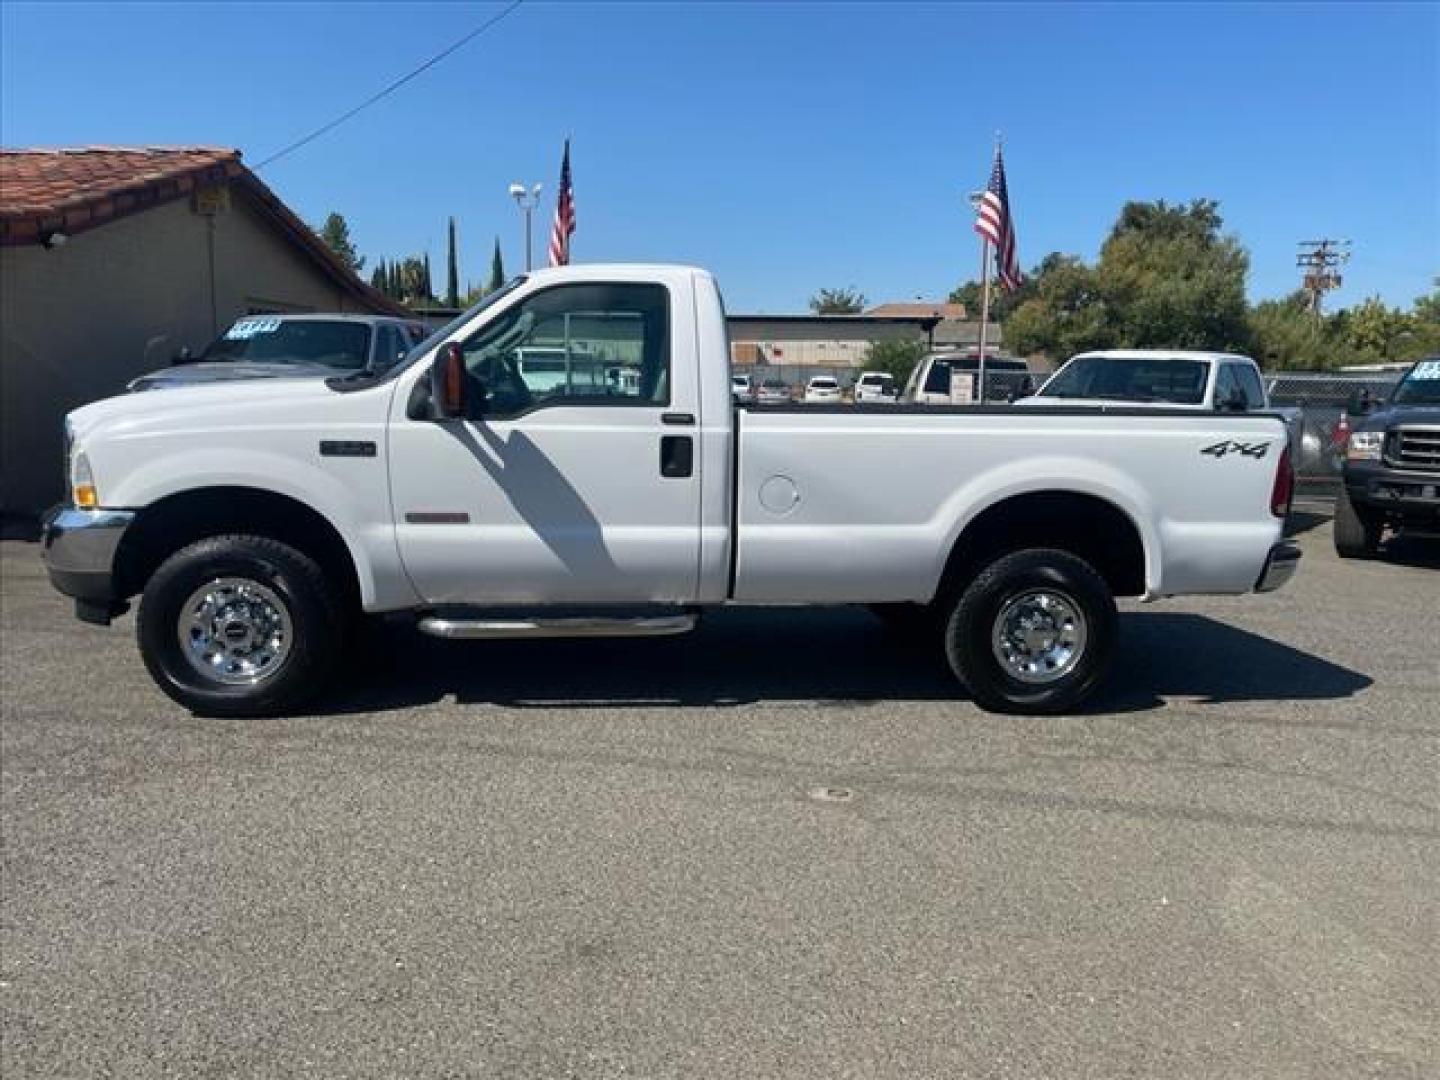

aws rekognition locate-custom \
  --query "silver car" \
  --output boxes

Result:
[128,313,430,391]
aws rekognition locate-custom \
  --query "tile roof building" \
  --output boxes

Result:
[1,146,404,512]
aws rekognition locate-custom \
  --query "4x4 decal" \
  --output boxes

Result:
[1200,440,1271,459]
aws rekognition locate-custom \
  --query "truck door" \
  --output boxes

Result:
[387,281,702,605]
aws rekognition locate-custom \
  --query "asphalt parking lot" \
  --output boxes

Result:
[2,505,1437,1078]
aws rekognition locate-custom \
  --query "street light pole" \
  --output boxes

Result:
[508,182,543,271]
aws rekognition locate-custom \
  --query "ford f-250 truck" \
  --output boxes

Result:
[1334,356,1440,557]
[42,264,1299,717]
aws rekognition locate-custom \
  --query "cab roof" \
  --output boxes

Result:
[1070,349,1254,363]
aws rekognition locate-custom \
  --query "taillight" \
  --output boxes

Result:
[1331,411,1351,448]
[1270,444,1294,518]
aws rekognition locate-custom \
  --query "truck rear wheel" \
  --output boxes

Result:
[1333,487,1383,559]
[943,548,1116,715]
[137,535,344,717]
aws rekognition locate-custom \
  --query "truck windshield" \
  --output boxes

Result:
[204,319,371,369]
[1041,356,1209,404]
[1392,359,1440,404]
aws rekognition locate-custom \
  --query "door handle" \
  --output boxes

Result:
[660,435,693,478]
[661,412,695,426]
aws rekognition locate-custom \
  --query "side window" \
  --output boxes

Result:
[458,283,670,418]
[373,325,397,369]
[1235,365,1265,410]
[922,361,952,395]
[1214,364,1238,408]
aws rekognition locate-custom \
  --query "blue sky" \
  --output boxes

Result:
[3,1,1436,313]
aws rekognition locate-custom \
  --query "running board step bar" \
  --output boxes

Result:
[417,613,698,640]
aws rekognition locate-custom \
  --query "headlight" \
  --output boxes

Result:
[70,447,98,508]
[1346,431,1384,462]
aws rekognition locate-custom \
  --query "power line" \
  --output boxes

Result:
[254,0,526,171]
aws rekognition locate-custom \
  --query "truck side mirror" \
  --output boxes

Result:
[431,343,470,419]
[1347,389,1377,416]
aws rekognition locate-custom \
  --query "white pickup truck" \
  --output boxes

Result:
[43,264,1299,718]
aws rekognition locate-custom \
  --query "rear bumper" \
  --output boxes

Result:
[41,506,136,623]
[1254,540,1302,593]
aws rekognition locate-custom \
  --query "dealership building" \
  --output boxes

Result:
[728,307,1002,390]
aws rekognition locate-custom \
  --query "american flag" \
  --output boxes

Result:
[974,145,1022,291]
[548,139,575,267]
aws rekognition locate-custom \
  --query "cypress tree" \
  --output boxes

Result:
[445,218,460,307]
[423,253,433,301]
[488,237,505,293]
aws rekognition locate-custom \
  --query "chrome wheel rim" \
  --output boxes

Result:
[990,589,1087,685]
[177,577,293,686]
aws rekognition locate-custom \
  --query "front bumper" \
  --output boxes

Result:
[1344,460,1440,521]
[41,506,136,624]
[1255,540,1302,593]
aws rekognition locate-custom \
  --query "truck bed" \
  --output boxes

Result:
[731,404,1289,603]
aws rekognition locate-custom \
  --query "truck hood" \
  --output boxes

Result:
[1356,403,1440,432]
[68,377,356,443]
[127,360,349,391]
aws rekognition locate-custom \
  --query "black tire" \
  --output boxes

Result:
[943,548,1117,715]
[1333,487,1383,559]
[137,535,344,717]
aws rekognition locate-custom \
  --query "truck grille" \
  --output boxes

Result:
[1388,426,1440,470]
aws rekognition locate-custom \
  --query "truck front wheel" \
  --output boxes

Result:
[137,535,344,717]
[944,548,1117,715]
[1333,487,1383,559]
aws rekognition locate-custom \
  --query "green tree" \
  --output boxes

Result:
[1342,296,1413,363]
[1096,199,1250,351]
[862,338,927,385]
[422,253,434,301]
[990,200,1251,361]
[1247,291,1333,370]
[1003,254,1113,359]
[317,212,365,275]
[809,287,867,314]
[370,259,387,295]
[445,218,460,307]
[947,270,1034,322]
[1409,287,1440,357]
[488,237,506,293]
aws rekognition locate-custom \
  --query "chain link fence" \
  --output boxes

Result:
[1267,372,1401,484]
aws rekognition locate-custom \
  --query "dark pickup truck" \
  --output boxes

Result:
[1335,357,1440,558]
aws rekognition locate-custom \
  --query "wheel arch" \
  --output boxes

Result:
[114,486,364,611]
[936,488,1151,602]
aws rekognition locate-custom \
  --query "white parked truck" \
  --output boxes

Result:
[43,264,1299,717]
[1017,349,1308,465]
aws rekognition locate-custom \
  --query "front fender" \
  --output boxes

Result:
[104,448,415,610]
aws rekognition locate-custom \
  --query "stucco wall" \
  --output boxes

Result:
[0,187,369,512]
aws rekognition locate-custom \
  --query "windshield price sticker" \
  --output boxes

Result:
[225,317,282,340]
[1411,360,1440,380]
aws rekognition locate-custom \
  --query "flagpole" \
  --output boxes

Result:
[976,238,992,404]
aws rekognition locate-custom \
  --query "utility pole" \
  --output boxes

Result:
[1296,239,1351,318]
